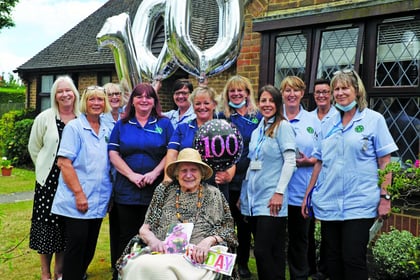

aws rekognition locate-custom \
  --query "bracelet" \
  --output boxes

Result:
[213,236,218,245]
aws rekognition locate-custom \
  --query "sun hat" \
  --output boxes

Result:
[166,148,213,181]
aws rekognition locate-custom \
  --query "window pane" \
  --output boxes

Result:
[317,27,360,80]
[40,96,51,112]
[41,75,54,92]
[375,19,420,87]
[275,32,307,88]
[370,96,420,162]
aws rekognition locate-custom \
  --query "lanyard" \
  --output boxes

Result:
[238,114,259,125]
[254,126,266,160]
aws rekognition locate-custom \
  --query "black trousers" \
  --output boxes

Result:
[229,190,252,267]
[248,215,287,280]
[288,205,310,280]
[308,218,328,275]
[322,219,374,280]
[62,217,102,280]
[112,203,148,274]
[109,202,119,280]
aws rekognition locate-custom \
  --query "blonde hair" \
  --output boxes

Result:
[50,75,80,117]
[104,82,124,107]
[80,86,111,114]
[331,69,367,111]
[279,76,306,93]
[189,86,219,115]
[221,75,258,118]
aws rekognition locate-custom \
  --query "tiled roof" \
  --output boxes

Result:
[17,0,218,72]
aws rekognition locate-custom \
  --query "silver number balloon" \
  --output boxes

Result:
[96,13,141,92]
[165,0,244,81]
[132,0,178,82]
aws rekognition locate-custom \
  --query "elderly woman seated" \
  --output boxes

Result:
[117,148,238,279]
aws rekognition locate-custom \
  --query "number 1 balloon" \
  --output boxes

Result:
[165,0,244,82]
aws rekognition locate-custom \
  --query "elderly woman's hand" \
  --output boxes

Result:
[191,237,215,264]
[147,236,166,253]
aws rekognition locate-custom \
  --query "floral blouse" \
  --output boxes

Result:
[144,182,238,248]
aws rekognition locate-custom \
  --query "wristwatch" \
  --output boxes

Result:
[380,193,391,200]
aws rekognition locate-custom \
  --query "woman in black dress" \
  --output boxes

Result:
[28,75,80,280]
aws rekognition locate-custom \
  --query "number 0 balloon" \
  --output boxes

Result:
[165,0,244,82]
[194,119,243,171]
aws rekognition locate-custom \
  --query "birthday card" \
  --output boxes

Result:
[164,223,194,254]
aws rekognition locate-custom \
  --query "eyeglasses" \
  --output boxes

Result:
[84,86,105,94]
[314,90,330,96]
[107,92,121,97]
[174,90,190,96]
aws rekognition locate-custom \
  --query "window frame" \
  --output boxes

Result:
[254,6,420,99]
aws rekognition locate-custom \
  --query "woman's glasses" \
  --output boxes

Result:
[314,90,330,96]
[107,92,121,97]
[174,90,190,96]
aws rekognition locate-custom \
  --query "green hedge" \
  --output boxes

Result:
[0,88,25,103]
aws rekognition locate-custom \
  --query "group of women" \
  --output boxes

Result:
[28,69,396,280]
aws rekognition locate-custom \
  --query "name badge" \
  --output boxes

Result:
[250,160,262,170]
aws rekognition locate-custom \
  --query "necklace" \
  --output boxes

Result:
[175,184,204,223]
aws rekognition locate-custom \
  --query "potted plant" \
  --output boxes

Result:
[378,157,420,211]
[1,157,13,176]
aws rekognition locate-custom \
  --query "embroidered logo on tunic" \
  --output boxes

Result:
[155,125,163,134]
[355,125,364,133]
[306,127,315,134]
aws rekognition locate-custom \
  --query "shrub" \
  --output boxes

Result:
[372,228,420,279]
[0,109,36,167]
[4,118,34,167]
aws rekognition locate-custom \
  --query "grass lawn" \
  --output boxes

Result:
[0,168,36,194]
[0,168,261,279]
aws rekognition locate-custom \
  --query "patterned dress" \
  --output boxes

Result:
[29,118,65,254]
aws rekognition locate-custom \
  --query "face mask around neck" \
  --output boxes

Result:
[229,100,246,109]
[335,100,356,112]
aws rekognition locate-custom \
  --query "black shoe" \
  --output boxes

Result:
[82,273,88,280]
[238,265,251,279]
[310,272,328,280]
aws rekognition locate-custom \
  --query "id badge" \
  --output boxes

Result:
[250,160,262,170]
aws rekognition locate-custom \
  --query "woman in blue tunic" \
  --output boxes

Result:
[108,83,174,272]
[302,70,397,280]
[219,75,261,278]
[164,86,235,199]
[51,86,113,279]
[240,85,296,280]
